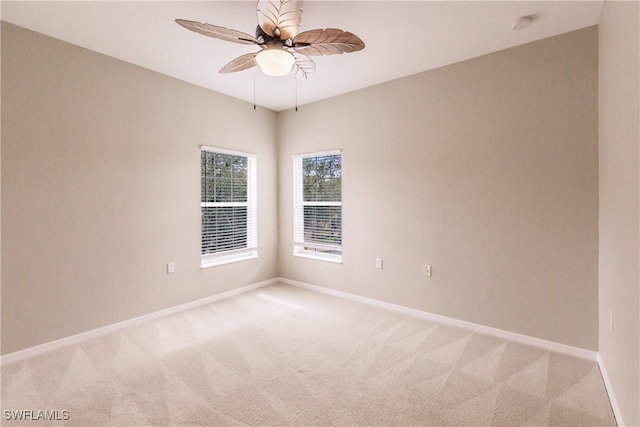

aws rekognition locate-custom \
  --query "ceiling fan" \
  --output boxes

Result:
[176,0,365,79]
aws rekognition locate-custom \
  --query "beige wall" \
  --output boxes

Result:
[1,23,279,354]
[598,2,640,425]
[278,27,599,350]
[1,22,605,358]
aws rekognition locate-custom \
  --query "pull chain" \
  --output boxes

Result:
[253,68,256,110]
[295,78,298,112]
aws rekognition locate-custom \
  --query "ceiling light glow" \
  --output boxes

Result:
[255,48,295,76]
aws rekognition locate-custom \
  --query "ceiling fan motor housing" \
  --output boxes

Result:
[255,25,292,46]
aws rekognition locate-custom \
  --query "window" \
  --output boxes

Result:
[293,150,342,262]
[201,146,257,267]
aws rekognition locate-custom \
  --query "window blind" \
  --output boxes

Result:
[293,151,342,261]
[201,147,257,266]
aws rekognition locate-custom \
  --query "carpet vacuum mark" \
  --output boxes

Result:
[1,283,616,426]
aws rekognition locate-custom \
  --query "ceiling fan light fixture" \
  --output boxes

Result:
[255,48,295,76]
[176,0,365,80]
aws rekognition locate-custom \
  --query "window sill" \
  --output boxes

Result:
[293,252,342,264]
[201,252,258,269]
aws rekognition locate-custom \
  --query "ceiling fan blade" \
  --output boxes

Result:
[176,19,258,45]
[220,53,258,74]
[257,0,302,40]
[289,52,315,80]
[293,28,365,56]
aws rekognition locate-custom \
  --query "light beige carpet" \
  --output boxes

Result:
[2,283,616,426]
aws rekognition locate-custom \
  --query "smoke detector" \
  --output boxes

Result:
[512,16,533,31]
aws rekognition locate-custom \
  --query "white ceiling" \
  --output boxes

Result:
[1,1,604,112]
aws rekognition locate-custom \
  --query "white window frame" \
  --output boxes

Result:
[293,150,342,263]
[201,146,257,268]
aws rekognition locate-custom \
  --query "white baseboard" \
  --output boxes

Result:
[597,354,625,426]
[278,277,599,362]
[0,278,278,366]
[2,276,621,423]
[1,276,599,366]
